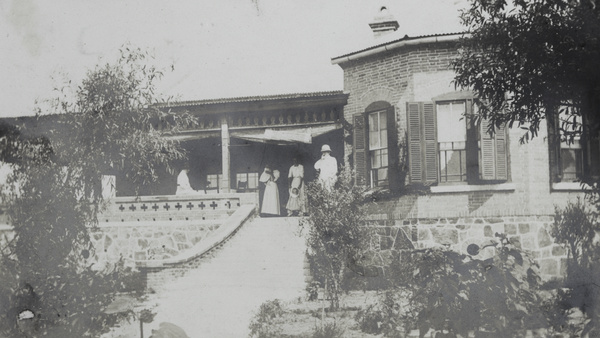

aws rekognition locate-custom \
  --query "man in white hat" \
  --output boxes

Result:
[314,144,338,189]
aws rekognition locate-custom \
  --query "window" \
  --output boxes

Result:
[206,174,221,190]
[407,100,508,186]
[552,108,599,183]
[437,101,467,182]
[353,103,398,189]
[560,142,583,182]
[369,110,389,187]
[236,172,258,190]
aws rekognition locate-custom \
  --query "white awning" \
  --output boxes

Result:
[230,123,341,145]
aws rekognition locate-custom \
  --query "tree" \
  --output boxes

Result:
[453,0,600,146]
[301,167,371,310]
[0,46,194,337]
[453,2,600,333]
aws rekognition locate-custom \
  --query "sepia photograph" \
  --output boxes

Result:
[1,0,599,337]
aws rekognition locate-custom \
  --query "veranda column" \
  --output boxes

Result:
[220,116,230,193]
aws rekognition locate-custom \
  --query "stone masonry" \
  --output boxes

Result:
[89,221,221,268]
[365,215,567,280]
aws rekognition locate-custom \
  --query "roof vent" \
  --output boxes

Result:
[368,6,399,38]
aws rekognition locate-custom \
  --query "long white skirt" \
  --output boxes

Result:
[261,181,280,215]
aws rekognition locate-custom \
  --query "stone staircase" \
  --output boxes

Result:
[139,216,308,337]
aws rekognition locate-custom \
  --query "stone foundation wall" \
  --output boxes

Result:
[89,222,221,268]
[365,215,567,280]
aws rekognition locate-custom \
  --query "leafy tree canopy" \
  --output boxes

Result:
[0,46,194,337]
[453,0,600,143]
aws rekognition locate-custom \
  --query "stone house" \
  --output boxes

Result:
[1,7,598,279]
[331,7,599,279]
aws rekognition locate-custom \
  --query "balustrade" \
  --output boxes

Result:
[99,193,257,223]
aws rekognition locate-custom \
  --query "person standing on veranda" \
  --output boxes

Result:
[259,165,280,216]
[286,156,306,216]
[314,144,338,190]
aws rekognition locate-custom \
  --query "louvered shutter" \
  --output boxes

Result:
[407,103,423,183]
[386,105,400,191]
[480,118,508,181]
[586,136,600,178]
[423,103,438,183]
[407,102,437,184]
[494,123,508,180]
[547,115,562,182]
[353,114,368,185]
[581,113,600,179]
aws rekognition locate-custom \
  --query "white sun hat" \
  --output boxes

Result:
[320,144,332,152]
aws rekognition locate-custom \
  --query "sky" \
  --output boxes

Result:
[0,0,467,118]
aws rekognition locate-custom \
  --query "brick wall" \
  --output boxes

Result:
[341,40,585,218]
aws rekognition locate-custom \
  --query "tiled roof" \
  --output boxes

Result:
[331,32,467,62]
[155,91,347,108]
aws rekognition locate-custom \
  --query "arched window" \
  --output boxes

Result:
[353,102,398,189]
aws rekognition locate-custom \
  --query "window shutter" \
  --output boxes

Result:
[585,135,600,179]
[407,103,422,183]
[407,102,437,184]
[386,105,400,191]
[353,114,368,185]
[423,103,438,183]
[547,115,562,182]
[480,118,508,181]
[494,123,508,180]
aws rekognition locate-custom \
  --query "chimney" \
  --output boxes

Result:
[369,6,399,38]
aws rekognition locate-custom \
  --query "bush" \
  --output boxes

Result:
[248,299,285,338]
[301,166,371,309]
[359,233,548,337]
[551,199,600,336]
[355,291,406,337]
[312,319,345,338]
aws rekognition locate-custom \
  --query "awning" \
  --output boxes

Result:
[230,123,342,145]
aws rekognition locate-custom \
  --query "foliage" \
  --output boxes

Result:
[300,166,371,310]
[306,280,320,301]
[0,46,193,337]
[551,199,600,336]
[453,0,600,144]
[358,233,548,337]
[248,299,285,338]
[355,291,407,337]
[312,319,345,338]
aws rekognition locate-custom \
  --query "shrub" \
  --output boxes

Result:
[301,166,371,310]
[551,199,600,336]
[355,290,407,337]
[306,280,320,301]
[312,319,345,338]
[248,299,285,338]
[359,233,548,337]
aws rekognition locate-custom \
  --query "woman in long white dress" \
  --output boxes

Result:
[259,167,280,216]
